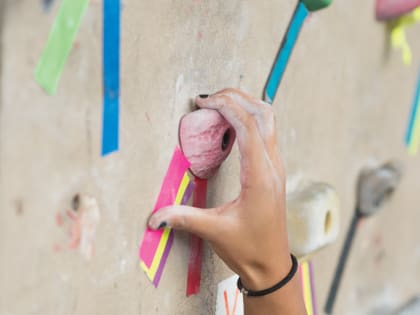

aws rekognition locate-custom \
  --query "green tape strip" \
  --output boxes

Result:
[35,0,89,94]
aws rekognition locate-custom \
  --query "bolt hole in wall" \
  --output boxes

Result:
[374,187,394,207]
[324,210,332,234]
[71,194,80,211]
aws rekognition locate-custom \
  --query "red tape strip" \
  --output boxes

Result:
[186,178,207,296]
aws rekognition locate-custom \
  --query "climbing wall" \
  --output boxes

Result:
[1,1,420,314]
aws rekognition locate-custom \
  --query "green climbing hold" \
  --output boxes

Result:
[302,0,333,11]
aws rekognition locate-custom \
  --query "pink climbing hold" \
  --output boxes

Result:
[179,109,236,179]
[376,0,420,21]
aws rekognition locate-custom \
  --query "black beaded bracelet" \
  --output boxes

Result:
[237,254,298,297]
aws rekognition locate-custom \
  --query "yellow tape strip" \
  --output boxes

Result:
[301,262,314,315]
[175,173,191,205]
[391,8,420,65]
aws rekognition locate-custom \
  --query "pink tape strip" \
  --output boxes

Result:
[139,147,190,268]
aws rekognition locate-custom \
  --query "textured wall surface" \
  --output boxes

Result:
[1,1,420,314]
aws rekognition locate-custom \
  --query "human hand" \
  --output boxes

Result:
[148,88,292,290]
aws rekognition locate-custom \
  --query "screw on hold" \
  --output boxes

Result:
[356,161,402,217]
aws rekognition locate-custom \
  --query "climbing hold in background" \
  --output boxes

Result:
[302,0,333,12]
[376,0,420,21]
[179,109,236,179]
[286,181,340,258]
[356,161,402,216]
[324,161,402,314]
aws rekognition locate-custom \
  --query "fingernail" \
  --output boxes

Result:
[157,221,167,229]
[199,94,209,99]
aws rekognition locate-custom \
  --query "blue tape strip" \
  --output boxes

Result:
[405,66,420,146]
[264,2,308,104]
[102,0,120,156]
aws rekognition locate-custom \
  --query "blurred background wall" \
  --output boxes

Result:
[0,1,420,314]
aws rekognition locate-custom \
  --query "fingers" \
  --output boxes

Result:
[215,88,277,145]
[148,205,223,241]
[195,94,267,179]
[197,89,284,183]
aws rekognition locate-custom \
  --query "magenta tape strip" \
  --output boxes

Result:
[140,147,190,268]
[151,179,194,286]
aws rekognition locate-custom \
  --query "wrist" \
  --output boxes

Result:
[238,255,298,297]
[239,252,293,292]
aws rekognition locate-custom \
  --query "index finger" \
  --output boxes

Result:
[211,89,284,184]
[195,94,268,183]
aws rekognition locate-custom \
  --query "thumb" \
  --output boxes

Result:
[148,205,220,241]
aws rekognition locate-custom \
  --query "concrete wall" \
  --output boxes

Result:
[1,1,420,314]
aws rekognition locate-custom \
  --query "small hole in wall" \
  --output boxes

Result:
[374,187,394,208]
[221,129,231,151]
[15,199,24,216]
[324,210,332,234]
[72,194,80,211]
